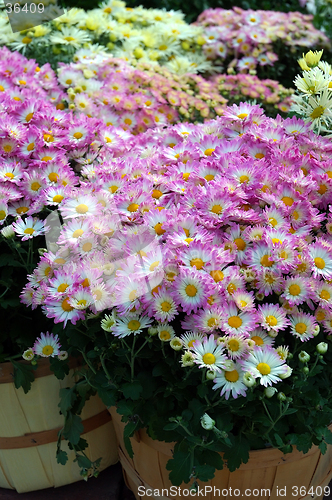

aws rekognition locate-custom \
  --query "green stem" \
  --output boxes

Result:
[262,400,274,423]
[130,336,137,382]
[100,355,111,381]
[81,351,97,375]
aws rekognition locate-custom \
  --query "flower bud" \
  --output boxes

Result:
[201,413,215,430]
[206,370,216,380]
[22,348,34,361]
[264,387,277,398]
[170,337,183,351]
[298,351,310,363]
[148,326,158,336]
[316,342,328,354]
[243,372,255,387]
[1,225,15,239]
[303,366,309,375]
[277,392,287,401]
[279,365,292,379]
[313,324,320,336]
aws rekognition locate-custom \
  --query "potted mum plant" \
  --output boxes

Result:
[24,99,332,498]
[0,46,119,491]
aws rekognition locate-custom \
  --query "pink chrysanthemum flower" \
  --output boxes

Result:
[33,332,61,357]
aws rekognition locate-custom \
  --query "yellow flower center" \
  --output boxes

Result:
[53,195,64,203]
[149,261,159,271]
[161,301,171,312]
[57,283,68,292]
[227,339,240,351]
[64,36,75,42]
[185,284,197,297]
[5,172,14,179]
[128,320,140,331]
[211,204,222,214]
[24,227,35,235]
[62,298,73,312]
[257,362,271,375]
[73,132,83,139]
[48,172,59,182]
[0,210,6,220]
[109,185,118,193]
[42,345,54,356]
[204,148,215,156]
[281,196,294,206]
[127,203,139,212]
[320,290,330,300]
[154,223,165,235]
[227,283,237,294]
[27,142,35,151]
[239,175,249,183]
[202,353,216,364]
[228,316,242,329]
[75,204,89,214]
[295,322,307,334]
[41,156,52,162]
[205,174,215,181]
[269,217,278,227]
[288,284,301,296]
[210,270,224,282]
[310,105,325,119]
[190,258,204,270]
[152,189,163,199]
[251,336,264,346]
[237,113,248,119]
[17,206,28,214]
[314,257,325,269]
[225,370,239,382]
[266,315,278,327]
[160,330,171,340]
[31,181,41,191]
[129,290,138,301]
[292,210,299,220]
[255,153,265,159]
[82,242,92,252]
[234,237,246,251]
[22,37,32,44]
[207,317,217,327]
[260,255,274,267]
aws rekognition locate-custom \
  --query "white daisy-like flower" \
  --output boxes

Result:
[191,335,228,373]
[315,281,332,308]
[309,243,332,279]
[158,323,175,342]
[223,333,251,359]
[68,289,93,310]
[12,217,46,241]
[181,350,195,367]
[60,195,100,219]
[152,289,178,322]
[180,331,206,349]
[50,27,91,49]
[212,361,248,400]
[249,328,274,348]
[90,281,111,312]
[33,332,61,358]
[281,276,312,306]
[101,313,117,332]
[221,303,257,336]
[258,303,290,335]
[289,312,317,342]
[112,314,152,338]
[241,346,288,387]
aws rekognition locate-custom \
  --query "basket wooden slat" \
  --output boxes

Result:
[0,359,118,492]
[109,408,332,500]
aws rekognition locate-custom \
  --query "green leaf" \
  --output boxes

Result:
[194,464,215,482]
[63,413,84,445]
[56,450,68,465]
[123,420,140,459]
[122,381,143,400]
[163,423,180,431]
[76,454,93,469]
[58,387,77,417]
[323,428,332,445]
[274,433,284,447]
[12,361,35,394]
[0,254,24,267]
[319,441,327,454]
[284,408,298,415]
[166,447,192,486]
[116,400,136,417]
[223,436,250,472]
[97,387,116,408]
[49,357,69,380]
[199,450,224,470]
[289,433,312,454]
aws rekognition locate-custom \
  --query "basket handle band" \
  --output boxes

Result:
[0,409,112,450]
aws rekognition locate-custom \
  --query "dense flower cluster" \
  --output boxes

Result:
[212,73,294,115]
[57,49,294,134]
[0,0,211,74]
[22,103,332,399]
[0,45,132,234]
[195,7,330,73]
[58,49,226,131]
[291,50,332,135]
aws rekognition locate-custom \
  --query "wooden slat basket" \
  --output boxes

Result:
[0,358,118,493]
[110,407,332,500]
